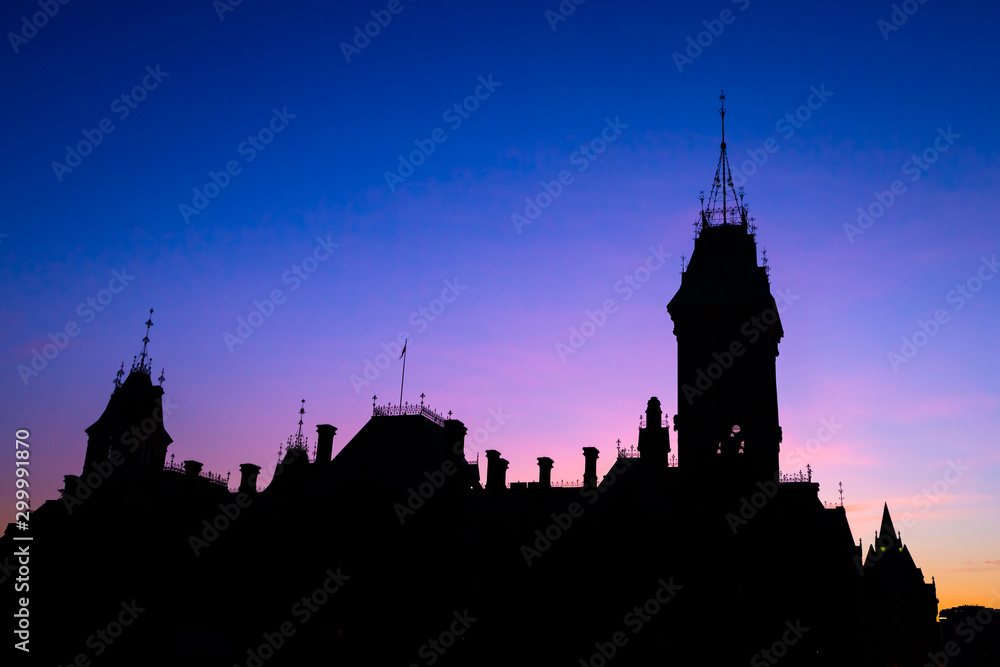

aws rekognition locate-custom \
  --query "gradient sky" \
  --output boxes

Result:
[2,0,998,611]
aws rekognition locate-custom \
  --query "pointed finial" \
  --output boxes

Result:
[719,88,726,147]
[420,392,425,407]
[135,308,154,374]
[297,398,305,436]
[158,368,165,385]
[113,361,125,390]
[448,410,453,419]
[703,90,741,226]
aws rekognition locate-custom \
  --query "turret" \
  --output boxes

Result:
[82,309,173,477]
[637,397,671,469]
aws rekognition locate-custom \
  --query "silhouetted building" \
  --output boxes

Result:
[861,503,941,665]
[2,95,950,667]
[939,605,1000,666]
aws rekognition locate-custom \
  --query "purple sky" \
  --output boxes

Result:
[2,0,998,609]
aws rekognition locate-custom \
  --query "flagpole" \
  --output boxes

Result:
[398,339,407,408]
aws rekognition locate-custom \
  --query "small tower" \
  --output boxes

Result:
[82,309,173,476]
[637,397,671,469]
[862,503,940,662]
[667,92,783,483]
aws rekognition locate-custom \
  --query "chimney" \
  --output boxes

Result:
[446,419,468,463]
[485,450,508,491]
[60,475,81,500]
[315,424,337,464]
[582,447,599,489]
[537,457,553,488]
[239,463,261,494]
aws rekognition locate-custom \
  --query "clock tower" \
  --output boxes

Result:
[667,92,783,483]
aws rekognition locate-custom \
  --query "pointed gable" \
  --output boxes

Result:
[878,502,895,541]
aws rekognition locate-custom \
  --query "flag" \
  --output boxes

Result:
[399,340,407,360]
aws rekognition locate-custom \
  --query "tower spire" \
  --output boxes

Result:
[703,90,746,231]
[296,399,305,445]
[720,90,727,224]
[285,399,309,455]
[132,309,154,374]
